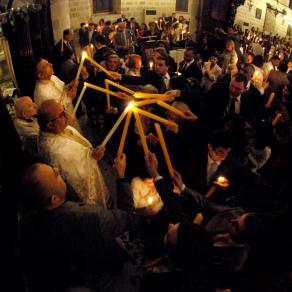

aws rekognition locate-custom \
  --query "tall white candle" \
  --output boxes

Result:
[72,84,87,116]
[101,102,134,147]
[74,51,87,87]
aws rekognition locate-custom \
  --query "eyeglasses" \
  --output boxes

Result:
[50,110,66,122]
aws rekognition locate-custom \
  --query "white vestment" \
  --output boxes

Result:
[34,75,73,113]
[39,125,109,207]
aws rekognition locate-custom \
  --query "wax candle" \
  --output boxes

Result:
[105,81,111,112]
[265,92,275,108]
[217,176,226,184]
[147,196,154,206]
[149,61,154,70]
[156,100,185,117]
[272,113,282,126]
[85,55,111,75]
[136,108,177,127]
[133,110,149,154]
[101,102,134,147]
[85,82,122,98]
[193,212,203,224]
[154,123,174,177]
[105,79,135,95]
[72,84,87,116]
[117,110,132,154]
[134,92,168,99]
[74,51,87,87]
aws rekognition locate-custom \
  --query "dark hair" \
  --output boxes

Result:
[80,22,85,27]
[156,56,170,67]
[63,29,71,37]
[208,128,233,149]
[271,55,280,61]
[105,20,111,26]
[253,55,264,67]
[63,49,74,60]
[95,34,106,45]
[233,73,248,87]
[240,213,266,245]
[185,47,196,55]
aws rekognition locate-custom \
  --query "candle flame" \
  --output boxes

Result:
[127,101,135,110]
[217,176,226,183]
[90,44,94,49]
[81,51,88,59]
[147,196,154,206]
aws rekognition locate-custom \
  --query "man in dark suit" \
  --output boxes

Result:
[93,35,113,63]
[168,12,177,25]
[180,129,255,204]
[116,14,128,24]
[53,29,77,77]
[84,23,99,46]
[204,73,261,131]
[179,47,203,82]
[79,22,87,48]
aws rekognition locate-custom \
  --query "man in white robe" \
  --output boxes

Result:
[38,99,109,207]
[14,96,40,158]
[34,58,77,113]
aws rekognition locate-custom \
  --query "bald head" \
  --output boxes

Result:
[22,163,66,211]
[14,96,37,119]
[36,59,53,80]
[38,99,67,133]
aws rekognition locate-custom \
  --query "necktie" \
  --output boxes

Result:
[181,62,187,71]
[229,97,237,115]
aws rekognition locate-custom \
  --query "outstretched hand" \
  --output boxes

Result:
[145,152,159,178]
[114,153,127,179]
[92,145,106,161]
[171,169,184,191]
[115,92,133,101]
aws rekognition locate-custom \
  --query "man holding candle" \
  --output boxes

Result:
[34,59,79,114]
[38,99,110,208]
[143,152,266,282]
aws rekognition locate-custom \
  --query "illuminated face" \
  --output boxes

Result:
[22,96,37,118]
[47,103,68,133]
[229,79,246,98]
[37,59,53,80]
[226,42,234,52]
[154,59,169,75]
[208,144,231,161]
[247,54,254,64]
[184,50,194,63]
[210,56,218,65]
[106,56,120,71]
[36,164,67,200]
[228,214,249,241]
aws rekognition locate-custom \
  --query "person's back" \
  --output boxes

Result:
[21,163,130,291]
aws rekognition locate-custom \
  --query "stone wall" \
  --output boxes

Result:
[234,0,291,37]
[51,0,197,38]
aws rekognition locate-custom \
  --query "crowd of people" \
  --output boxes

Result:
[12,12,292,292]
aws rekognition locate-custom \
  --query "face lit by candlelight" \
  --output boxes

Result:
[208,144,231,161]
[36,59,54,80]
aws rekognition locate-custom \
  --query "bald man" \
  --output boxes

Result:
[14,96,39,158]
[38,99,110,207]
[34,59,77,112]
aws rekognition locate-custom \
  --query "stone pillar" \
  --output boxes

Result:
[50,0,71,43]
[189,0,201,41]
